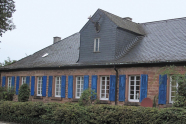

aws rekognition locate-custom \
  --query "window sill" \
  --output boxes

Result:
[93,51,100,53]
[51,97,62,101]
[33,96,43,99]
[98,100,110,104]
[125,101,140,106]
[72,99,79,102]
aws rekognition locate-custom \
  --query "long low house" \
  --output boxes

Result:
[1,9,186,107]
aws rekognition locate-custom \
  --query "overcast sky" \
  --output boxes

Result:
[1,0,186,63]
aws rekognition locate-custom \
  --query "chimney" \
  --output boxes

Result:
[53,36,61,44]
[122,17,132,21]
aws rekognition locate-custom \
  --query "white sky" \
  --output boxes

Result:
[1,0,186,62]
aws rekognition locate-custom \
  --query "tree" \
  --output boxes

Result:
[0,57,16,67]
[0,0,16,37]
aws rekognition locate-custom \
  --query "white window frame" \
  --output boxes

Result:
[94,38,100,52]
[8,77,12,89]
[76,76,84,98]
[55,76,61,97]
[37,77,42,96]
[169,76,179,103]
[100,76,110,100]
[128,75,140,102]
[22,76,26,85]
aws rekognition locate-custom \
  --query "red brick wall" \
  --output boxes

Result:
[1,66,185,107]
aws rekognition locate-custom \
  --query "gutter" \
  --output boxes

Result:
[114,65,118,105]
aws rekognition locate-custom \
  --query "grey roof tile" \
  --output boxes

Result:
[1,33,80,69]
[100,9,145,35]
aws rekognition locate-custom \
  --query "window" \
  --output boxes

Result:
[37,77,42,96]
[8,77,12,88]
[100,76,109,100]
[55,76,61,97]
[76,76,84,98]
[169,76,179,103]
[22,77,26,85]
[129,76,140,102]
[94,38,100,52]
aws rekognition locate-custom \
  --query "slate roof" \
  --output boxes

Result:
[116,17,186,63]
[1,10,186,70]
[0,33,80,69]
[100,9,145,35]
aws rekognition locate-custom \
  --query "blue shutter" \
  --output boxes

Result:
[140,74,148,102]
[61,76,66,98]
[31,76,35,96]
[68,75,73,98]
[26,76,30,85]
[42,76,47,97]
[109,75,116,101]
[16,76,20,95]
[11,76,15,88]
[83,75,89,90]
[2,76,6,87]
[91,75,97,99]
[158,75,167,104]
[48,76,53,97]
[119,75,126,101]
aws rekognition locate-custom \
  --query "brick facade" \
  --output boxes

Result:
[1,66,185,107]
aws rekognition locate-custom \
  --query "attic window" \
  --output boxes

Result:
[42,53,48,57]
[94,38,100,52]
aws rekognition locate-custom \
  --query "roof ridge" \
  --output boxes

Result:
[142,17,186,24]
[99,9,140,25]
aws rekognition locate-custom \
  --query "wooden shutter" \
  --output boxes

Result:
[140,74,148,102]
[16,76,20,95]
[68,75,73,98]
[83,75,89,90]
[26,76,30,85]
[158,75,167,104]
[61,76,66,98]
[91,75,97,99]
[48,76,53,97]
[109,75,116,101]
[2,76,6,87]
[31,76,35,96]
[11,76,15,88]
[119,75,126,101]
[42,76,47,97]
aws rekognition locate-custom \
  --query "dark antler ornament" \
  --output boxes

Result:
[88,14,102,33]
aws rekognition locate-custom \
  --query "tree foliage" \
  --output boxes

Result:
[0,0,16,37]
[18,83,30,102]
[0,57,16,67]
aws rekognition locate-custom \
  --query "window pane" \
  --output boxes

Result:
[136,81,140,85]
[107,77,109,80]
[102,81,105,85]
[171,87,177,91]
[136,86,140,90]
[106,86,109,90]
[102,85,105,89]
[136,91,140,100]
[106,93,109,98]
[101,90,105,93]
[130,95,134,99]
[130,91,134,94]
[136,76,140,80]
[102,77,105,80]
[131,81,134,85]
[171,81,177,86]
[131,76,134,80]
[131,86,134,90]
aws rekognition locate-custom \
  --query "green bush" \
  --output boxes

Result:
[78,88,98,106]
[0,101,186,124]
[0,87,15,101]
[18,83,30,102]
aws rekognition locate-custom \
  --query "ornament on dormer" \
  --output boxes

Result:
[88,14,102,33]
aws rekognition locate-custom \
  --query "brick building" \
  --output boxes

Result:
[1,9,186,106]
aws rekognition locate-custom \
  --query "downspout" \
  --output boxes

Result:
[114,65,118,105]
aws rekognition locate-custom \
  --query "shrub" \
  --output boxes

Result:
[1,101,186,124]
[18,83,30,102]
[0,87,15,101]
[78,88,98,106]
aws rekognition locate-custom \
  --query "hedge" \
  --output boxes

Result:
[0,101,186,124]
